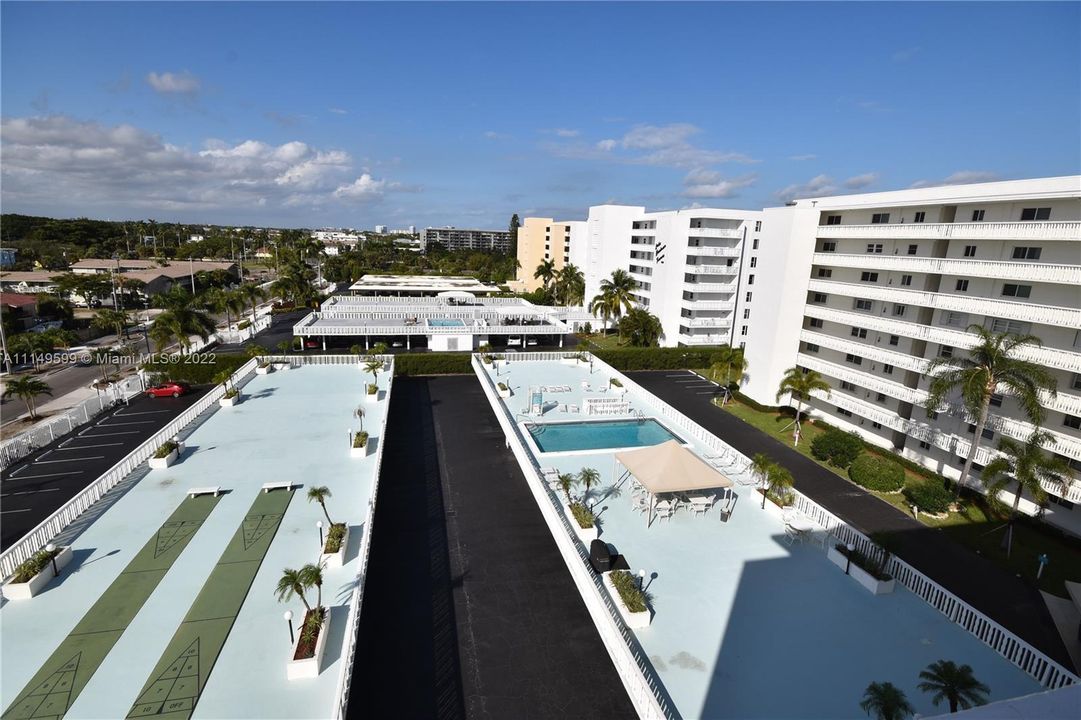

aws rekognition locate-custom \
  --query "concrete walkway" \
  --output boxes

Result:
[627,370,1075,672]
[352,376,635,720]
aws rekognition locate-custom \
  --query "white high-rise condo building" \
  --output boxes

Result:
[583,205,763,346]
[737,176,1081,535]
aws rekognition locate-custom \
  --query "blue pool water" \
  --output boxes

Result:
[527,418,683,453]
[427,318,465,327]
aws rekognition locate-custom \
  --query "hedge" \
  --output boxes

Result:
[392,352,473,376]
[848,455,905,493]
[592,347,720,371]
[810,427,864,468]
[140,353,248,385]
[902,482,953,514]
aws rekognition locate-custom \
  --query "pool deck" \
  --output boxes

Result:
[479,357,1043,719]
[1,364,389,719]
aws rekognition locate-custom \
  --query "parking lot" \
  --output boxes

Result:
[1,388,207,549]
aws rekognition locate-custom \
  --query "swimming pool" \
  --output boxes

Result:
[527,418,684,453]
[427,318,466,327]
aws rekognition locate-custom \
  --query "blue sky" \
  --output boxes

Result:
[2,1,1078,229]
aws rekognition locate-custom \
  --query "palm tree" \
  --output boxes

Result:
[775,366,831,445]
[299,562,325,618]
[204,287,245,333]
[553,264,585,306]
[764,464,794,509]
[92,308,130,342]
[981,432,1073,557]
[274,567,312,613]
[244,342,269,362]
[750,453,775,506]
[306,485,334,526]
[533,259,557,290]
[578,467,600,509]
[149,293,216,354]
[711,345,748,403]
[599,269,636,338]
[363,358,382,386]
[917,660,990,713]
[589,291,615,335]
[3,376,53,420]
[557,472,578,504]
[860,681,915,720]
[925,325,1056,495]
[239,282,268,324]
[619,307,663,347]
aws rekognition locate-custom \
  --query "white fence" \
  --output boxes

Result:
[472,355,677,720]
[216,314,272,345]
[1,375,145,469]
[0,359,259,579]
[331,355,394,719]
[575,353,1079,691]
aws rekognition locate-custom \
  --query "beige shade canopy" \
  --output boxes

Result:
[615,440,734,495]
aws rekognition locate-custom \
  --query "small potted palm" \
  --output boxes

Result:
[351,430,370,457]
[247,343,273,374]
[309,486,350,568]
[215,369,240,408]
[557,472,598,543]
[149,440,180,469]
[363,358,382,402]
[3,544,73,600]
[277,564,331,680]
[497,381,512,399]
[275,340,292,369]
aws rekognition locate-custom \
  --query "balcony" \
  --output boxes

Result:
[687,227,742,239]
[684,300,735,311]
[685,263,739,275]
[806,278,1081,327]
[800,330,927,373]
[802,304,1081,373]
[686,246,741,258]
[816,221,1081,242]
[679,333,730,346]
[684,282,737,294]
[686,317,732,328]
[811,253,1081,286]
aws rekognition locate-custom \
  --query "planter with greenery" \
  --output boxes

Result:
[237,319,252,331]
[602,569,651,628]
[351,431,370,458]
[903,482,953,518]
[287,607,330,680]
[255,361,274,375]
[365,383,380,402]
[561,353,583,365]
[848,455,906,494]
[609,377,623,389]
[149,440,179,469]
[827,543,895,595]
[497,382,511,399]
[563,501,598,543]
[3,546,72,600]
[219,387,240,407]
[321,523,350,569]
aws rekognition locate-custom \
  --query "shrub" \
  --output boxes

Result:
[848,455,905,493]
[324,523,347,553]
[140,353,247,385]
[154,440,179,459]
[608,569,648,613]
[366,383,377,395]
[497,382,508,392]
[237,319,252,330]
[902,482,953,514]
[810,427,864,468]
[761,488,795,507]
[223,387,239,399]
[609,377,623,388]
[568,501,595,529]
[592,347,717,371]
[353,431,369,448]
[392,352,473,376]
[732,391,782,414]
[12,548,60,583]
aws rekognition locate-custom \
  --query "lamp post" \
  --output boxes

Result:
[45,543,60,577]
[284,610,294,644]
[316,520,324,549]
[637,569,646,591]
[844,543,855,575]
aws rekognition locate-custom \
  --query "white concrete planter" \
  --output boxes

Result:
[497,385,512,399]
[561,357,581,366]
[562,503,598,543]
[148,448,178,470]
[602,572,652,629]
[827,544,895,595]
[320,525,350,569]
[365,389,380,403]
[219,395,239,408]
[286,610,331,680]
[350,440,369,458]
[255,364,274,375]
[274,362,290,371]
[3,546,73,600]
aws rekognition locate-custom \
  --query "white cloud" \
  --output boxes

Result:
[553,128,579,138]
[0,115,405,215]
[483,130,510,140]
[910,170,1000,189]
[775,174,840,202]
[788,154,817,161]
[843,172,879,189]
[682,170,756,199]
[328,108,348,115]
[550,123,754,168]
[146,71,201,94]
[596,139,617,152]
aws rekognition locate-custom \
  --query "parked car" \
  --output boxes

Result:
[146,381,191,398]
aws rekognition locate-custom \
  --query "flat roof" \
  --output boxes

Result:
[348,274,500,293]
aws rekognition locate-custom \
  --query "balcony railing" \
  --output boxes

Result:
[687,227,742,239]
[684,282,737,294]
[806,279,1081,327]
[678,333,730,345]
[685,246,741,257]
[802,304,1081,373]
[811,253,1081,286]
[686,317,732,328]
[684,263,739,275]
[800,330,927,373]
[684,300,735,310]
[816,221,1081,241]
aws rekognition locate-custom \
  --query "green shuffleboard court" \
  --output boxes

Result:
[3,495,222,720]
[126,488,294,720]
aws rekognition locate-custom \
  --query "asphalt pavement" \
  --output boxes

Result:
[1,387,207,549]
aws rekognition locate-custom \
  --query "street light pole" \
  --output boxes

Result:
[284,610,294,644]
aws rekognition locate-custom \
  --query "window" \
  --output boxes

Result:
[989,393,1004,408]
[883,364,894,375]
[851,327,868,339]
[963,245,977,257]
[971,209,985,222]
[990,318,1031,335]
[908,244,918,255]
[741,325,748,336]
[1020,207,1051,221]
[748,274,755,285]
[872,421,883,430]
[817,268,833,278]
[955,279,969,292]
[876,392,887,402]
[860,271,879,282]
[928,410,939,420]
[740,341,746,350]
[845,353,863,365]
[752,238,759,250]
[866,243,884,253]
[841,380,857,391]
[871,213,890,224]
[854,299,873,311]
[826,215,841,226]
[1012,246,1042,260]
[822,241,837,252]
[1072,373,1081,391]
[808,317,824,329]
[939,345,954,358]
[746,291,753,302]
[900,274,913,286]
[812,292,828,303]
[755,220,762,232]
[913,212,926,223]
[743,309,750,319]
[1065,415,1081,430]
[837,408,853,417]
[805,343,820,353]
[893,304,907,317]
[889,335,899,346]
[942,311,969,327]
[982,427,995,440]
[1002,284,1032,298]
[750,257,758,268]
[919,440,932,450]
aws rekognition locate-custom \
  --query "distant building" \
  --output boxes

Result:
[311,229,363,246]
[511,218,586,292]
[348,274,501,297]
[189,234,205,243]
[374,225,388,234]
[422,227,513,253]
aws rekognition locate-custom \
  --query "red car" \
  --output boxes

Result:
[146,381,191,399]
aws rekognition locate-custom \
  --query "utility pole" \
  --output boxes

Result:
[189,257,196,293]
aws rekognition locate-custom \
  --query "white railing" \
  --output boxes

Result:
[678,334,730,346]
[583,397,632,416]
[687,227,742,239]
[0,358,259,579]
[811,253,1081,285]
[686,318,732,328]
[504,353,1079,690]
[800,329,927,373]
[684,282,737,294]
[331,357,394,720]
[686,246,741,257]
[472,356,676,719]
[683,301,735,311]
[294,315,567,336]
[816,221,1081,242]
[1,376,145,469]
[685,264,739,275]
[216,314,273,344]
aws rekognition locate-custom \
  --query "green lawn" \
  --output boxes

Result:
[713,395,1081,596]
[576,332,627,351]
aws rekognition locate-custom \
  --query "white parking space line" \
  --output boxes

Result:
[96,420,157,426]
[696,391,717,395]
[2,488,60,497]
[664,373,689,377]
[34,456,105,464]
[113,410,171,416]
[53,442,124,450]
[79,430,143,437]
[1,509,31,514]
[3,470,83,480]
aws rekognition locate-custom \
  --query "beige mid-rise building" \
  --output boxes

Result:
[512,218,583,292]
